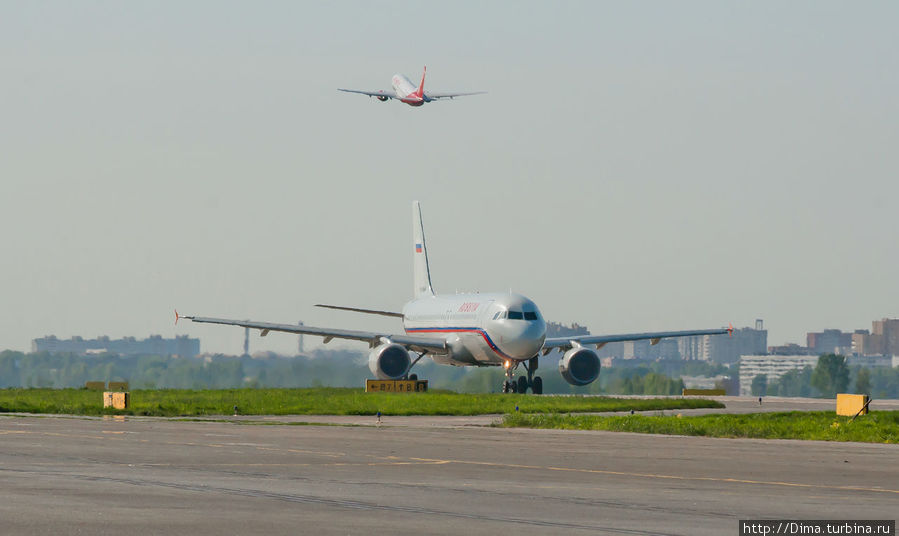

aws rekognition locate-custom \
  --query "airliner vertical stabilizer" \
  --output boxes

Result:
[412,200,435,298]
[415,66,427,98]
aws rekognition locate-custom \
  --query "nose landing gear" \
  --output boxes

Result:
[500,356,543,394]
[501,360,517,393]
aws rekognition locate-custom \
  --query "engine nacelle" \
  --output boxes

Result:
[368,343,411,380]
[559,347,601,386]
[377,95,389,102]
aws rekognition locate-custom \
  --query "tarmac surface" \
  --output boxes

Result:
[1,398,897,535]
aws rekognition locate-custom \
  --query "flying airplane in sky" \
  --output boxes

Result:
[177,202,731,394]
[337,67,485,107]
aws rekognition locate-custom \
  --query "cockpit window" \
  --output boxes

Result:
[507,311,524,320]
[492,312,501,320]
[524,311,538,321]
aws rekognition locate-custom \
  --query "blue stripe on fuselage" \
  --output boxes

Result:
[404,326,514,360]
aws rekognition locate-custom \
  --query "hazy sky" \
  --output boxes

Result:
[2,1,897,355]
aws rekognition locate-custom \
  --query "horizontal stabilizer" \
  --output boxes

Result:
[315,304,404,318]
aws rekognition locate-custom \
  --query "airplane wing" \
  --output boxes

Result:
[176,312,447,354]
[424,91,486,100]
[315,304,403,318]
[543,327,732,354]
[337,88,396,99]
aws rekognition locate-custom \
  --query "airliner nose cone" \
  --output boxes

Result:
[501,321,546,360]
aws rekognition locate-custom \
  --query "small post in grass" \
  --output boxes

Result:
[849,398,873,423]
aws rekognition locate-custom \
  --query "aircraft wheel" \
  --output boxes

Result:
[532,376,543,395]
[502,381,510,393]
[510,381,518,393]
[517,376,529,394]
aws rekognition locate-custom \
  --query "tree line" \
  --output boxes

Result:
[0,350,686,395]
[0,350,895,397]
[749,354,899,399]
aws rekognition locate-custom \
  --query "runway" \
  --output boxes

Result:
[0,409,896,535]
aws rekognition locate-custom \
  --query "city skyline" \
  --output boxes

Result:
[25,316,899,361]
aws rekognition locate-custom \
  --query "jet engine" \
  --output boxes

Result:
[377,95,389,102]
[558,347,601,386]
[368,343,411,380]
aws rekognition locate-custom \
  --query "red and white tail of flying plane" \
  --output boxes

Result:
[338,67,485,107]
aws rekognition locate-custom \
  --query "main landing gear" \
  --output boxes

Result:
[501,356,543,395]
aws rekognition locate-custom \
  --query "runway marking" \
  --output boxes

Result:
[401,456,899,496]
[0,430,127,441]
[255,446,346,458]
[124,460,450,468]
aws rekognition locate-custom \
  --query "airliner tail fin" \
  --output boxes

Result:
[412,200,435,298]
[415,66,427,98]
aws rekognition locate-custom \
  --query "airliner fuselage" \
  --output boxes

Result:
[403,292,546,366]
[390,74,425,106]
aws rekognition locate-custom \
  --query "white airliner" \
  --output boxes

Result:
[177,202,730,394]
[337,67,485,107]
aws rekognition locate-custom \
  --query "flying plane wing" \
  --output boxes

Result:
[337,88,396,99]
[176,312,447,354]
[424,91,486,100]
[543,327,732,354]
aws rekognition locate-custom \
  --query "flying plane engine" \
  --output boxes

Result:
[558,346,601,386]
[368,342,411,380]
[377,95,389,102]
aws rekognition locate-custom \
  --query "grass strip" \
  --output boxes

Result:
[502,410,899,444]
[0,387,722,417]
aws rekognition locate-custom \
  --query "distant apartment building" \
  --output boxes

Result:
[806,329,853,355]
[768,343,812,355]
[622,339,680,360]
[847,354,899,368]
[739,354,819,396]
[32,335,200,357]
[679,319,767,363]
[545,321,590,339]
[677,334,707,361]
[549,320,764,363]
[852,318,899,356]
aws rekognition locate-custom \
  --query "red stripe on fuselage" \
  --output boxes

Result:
[405,327,514,360]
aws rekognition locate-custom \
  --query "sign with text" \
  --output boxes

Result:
[365,380,428,393]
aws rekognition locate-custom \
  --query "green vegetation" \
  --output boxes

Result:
[0,387,723,417]
[856,367,872,395]
[751,374,767,396]
[747,356,897,399]
[2,350,896,398]
[0,350,694,395]
[811,354,850,397]
[502,410,899,444]
[766,366,815,397]
[604,371,684,395]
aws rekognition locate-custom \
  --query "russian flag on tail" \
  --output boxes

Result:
[415,243,422,253]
